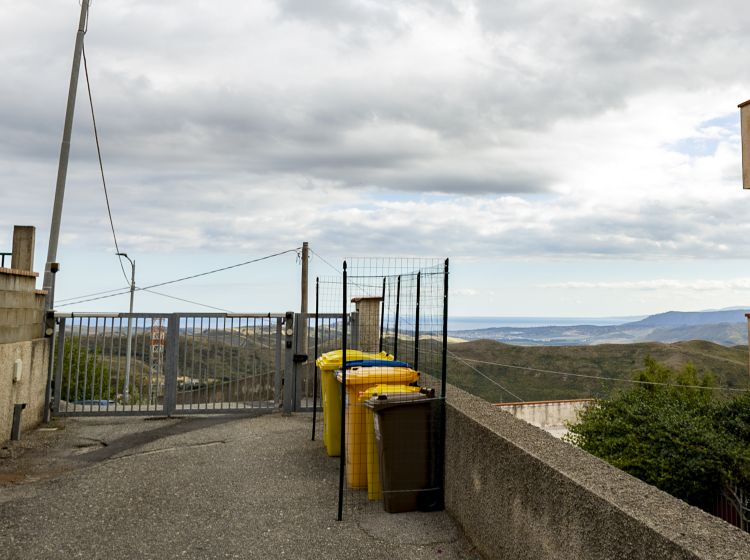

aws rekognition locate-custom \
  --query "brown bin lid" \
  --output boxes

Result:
[363,388,436,411]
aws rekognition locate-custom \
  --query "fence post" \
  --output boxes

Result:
[163,314,179,416]
[274,317,283,408]
[293,312,304,411]
[52,317,66,415]
[283,311,295,415]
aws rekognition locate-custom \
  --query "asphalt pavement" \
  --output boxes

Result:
[0,413,479,559]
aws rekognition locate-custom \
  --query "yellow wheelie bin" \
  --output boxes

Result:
[336,366,420,488]
[315,350,392,457]
[360,384,423,500]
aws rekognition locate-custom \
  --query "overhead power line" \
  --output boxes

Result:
[140,288,233,313]
[309,248,341,275]
[448,351,525,402]
[450,355,747,393]
[56,247,300,307]
[57,286,131,302]
[82,39,129,285]
[137,248,301,291]
[57,288,132,307]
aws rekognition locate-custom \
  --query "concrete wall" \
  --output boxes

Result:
[1,225,49,443]
[444,383,750,560]
[495,399,592,439]
[0,338,49,443]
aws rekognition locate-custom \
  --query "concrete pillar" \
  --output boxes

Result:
[11,226,35,272]
[741,99,750,189]
[351,297,382,353]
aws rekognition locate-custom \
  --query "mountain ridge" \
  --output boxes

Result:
[450,309,750,346]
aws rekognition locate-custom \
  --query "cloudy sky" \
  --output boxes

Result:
[2,0,750,318]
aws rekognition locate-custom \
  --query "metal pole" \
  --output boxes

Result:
[300,242,309,356]
[43,263,59,423]
[337,262,347,522]
[119,255,135,404]
[393,275,401,360]
[163,314,180,416]
[312,278,320,441]
[283,312,295,415]
[43,0,90,303]
[439,258,449,511]
[414,272,421,371]
[379,277,386,353]
[442,259,449,398]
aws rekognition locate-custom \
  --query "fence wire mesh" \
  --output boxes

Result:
[313,257,448,520]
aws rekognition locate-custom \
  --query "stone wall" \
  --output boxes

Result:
[0,338,49,443]
[0,225,49,443]
[0,268,46,344]
[444,383,750,560]
[495,398,592,439]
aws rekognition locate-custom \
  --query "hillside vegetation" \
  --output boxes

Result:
[446,339,750,403]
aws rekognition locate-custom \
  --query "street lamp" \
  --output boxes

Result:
[117,252,135,404]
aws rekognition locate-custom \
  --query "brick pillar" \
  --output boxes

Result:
[11,226,35,272]
[351,297,382,353]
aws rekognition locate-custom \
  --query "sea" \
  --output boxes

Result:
[448,315,644,331]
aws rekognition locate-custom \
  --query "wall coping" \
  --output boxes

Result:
[445,381,750,558]
[0,267,38,278]
[495,398,594,407]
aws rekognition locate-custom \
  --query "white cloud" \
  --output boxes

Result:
[2,0,750,276]
[539,279,750,292]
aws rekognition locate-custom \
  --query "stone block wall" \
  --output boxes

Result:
[444,383,750,560]
[0,269,46,344]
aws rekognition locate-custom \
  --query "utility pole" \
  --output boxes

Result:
[741,99,750,189]
[118,253,136,404]
[300,242,309,357]
[43,0,90,306]
[741,99,750,384]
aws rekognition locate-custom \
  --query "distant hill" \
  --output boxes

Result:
[446,339,750,403]
[449,308,750,346]
[627,309,749,328]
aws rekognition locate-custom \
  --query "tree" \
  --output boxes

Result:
[57,338,114,402]
[566,358,750,517]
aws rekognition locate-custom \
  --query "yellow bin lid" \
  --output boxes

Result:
[336,366,419,386]
[315,350,393,371]
[359,384,422,399]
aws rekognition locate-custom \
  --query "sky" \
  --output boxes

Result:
[2,0,750,318]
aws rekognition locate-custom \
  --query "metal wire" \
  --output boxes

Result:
[81,39,129,285]
[56,248,301,307]
[451,355,747,393]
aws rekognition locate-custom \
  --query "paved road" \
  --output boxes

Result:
[0,413,479,559]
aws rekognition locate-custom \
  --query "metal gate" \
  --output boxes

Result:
[52,312,286,416]
[291,312,346,414]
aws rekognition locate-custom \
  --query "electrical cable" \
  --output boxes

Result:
[137,248,300,291]
[57,289,132,307]
[447,351,525,402]
[140,288,233,313]
[57,286,131,302]
[309,248,341,275]
[81,39,129,285]
[450,354,747,392]
[56,248,300,307]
